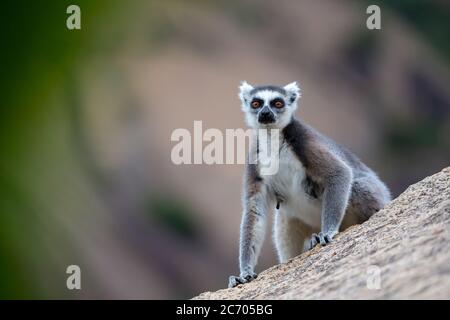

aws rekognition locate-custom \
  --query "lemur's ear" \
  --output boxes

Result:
[284,82,301,104]
[239,81,254,104]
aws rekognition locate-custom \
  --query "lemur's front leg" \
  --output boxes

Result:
[228,182,270,288]
[305,163,352,250]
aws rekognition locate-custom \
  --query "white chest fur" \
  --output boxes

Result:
[259,144,322,228]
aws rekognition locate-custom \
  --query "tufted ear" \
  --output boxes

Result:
[238,81,254,104]
[284,81,301,104]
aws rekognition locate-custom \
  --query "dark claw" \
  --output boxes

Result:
[244,273,256,281]
[228,276,241,288]
[305,232,333,251]
[228,272,257,288]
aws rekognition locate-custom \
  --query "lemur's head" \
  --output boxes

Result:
[239,81,301,129]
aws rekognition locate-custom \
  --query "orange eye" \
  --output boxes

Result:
[274,101,284,108]
[251,101,261,109]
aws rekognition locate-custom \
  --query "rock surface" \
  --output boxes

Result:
[194,167,450,299]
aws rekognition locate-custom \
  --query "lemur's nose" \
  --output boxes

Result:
[258,107,275,124]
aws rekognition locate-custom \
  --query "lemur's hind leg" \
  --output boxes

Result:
[343,174,391,228]
[273,209,313,263]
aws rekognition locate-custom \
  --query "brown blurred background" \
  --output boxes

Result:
[0,0,449,299]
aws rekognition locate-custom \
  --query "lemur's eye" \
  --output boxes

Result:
[251,100,261,109]
[274,101,284,108]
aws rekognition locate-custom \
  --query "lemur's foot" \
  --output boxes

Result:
[304,232,332,251]
[228,271,257,288]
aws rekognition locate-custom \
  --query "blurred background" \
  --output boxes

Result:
[0,0,449,299]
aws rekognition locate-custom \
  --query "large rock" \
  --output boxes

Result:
[194,167,450,299]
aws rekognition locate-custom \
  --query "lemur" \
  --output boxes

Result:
[228,81,391,288]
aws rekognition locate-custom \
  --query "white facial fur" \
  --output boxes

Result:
[239,81,301,129]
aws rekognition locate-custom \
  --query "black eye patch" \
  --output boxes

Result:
[270,98,285,108]
[250,98,264,109]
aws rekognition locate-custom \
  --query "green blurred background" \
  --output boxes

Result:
[0,0,449,299]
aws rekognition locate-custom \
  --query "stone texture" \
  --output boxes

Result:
[194,167,450,299]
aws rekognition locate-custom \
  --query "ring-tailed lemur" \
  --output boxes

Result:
[228,81,391,288]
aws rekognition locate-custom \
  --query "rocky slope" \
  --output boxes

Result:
[194,167,450,299]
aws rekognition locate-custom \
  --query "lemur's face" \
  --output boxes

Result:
[239,82,301,129]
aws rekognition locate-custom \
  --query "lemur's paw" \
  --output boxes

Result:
[304,232,332,251]
[228,272,257,288]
